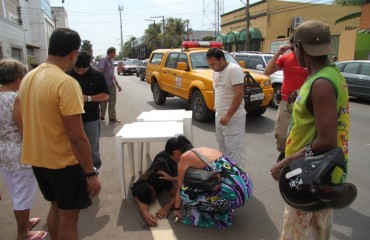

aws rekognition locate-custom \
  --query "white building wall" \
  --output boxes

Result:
[20,0,54,64]
[0,17,26,62]
[0,0,27,63]
[51,7,68,28]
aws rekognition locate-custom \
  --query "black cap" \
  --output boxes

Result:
[75,51,92,68]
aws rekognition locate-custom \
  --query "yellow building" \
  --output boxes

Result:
[218,0,362,57]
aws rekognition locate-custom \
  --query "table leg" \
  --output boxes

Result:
[145,142,150,156]
[127,143,135,178]
[138,142,143,173]
[183,118,193,142]
[115,137,126,199]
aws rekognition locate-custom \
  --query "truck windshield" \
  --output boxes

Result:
[190,51,240,69]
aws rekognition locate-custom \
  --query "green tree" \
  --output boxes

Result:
[145,23,162,50]
[202,36,214,41]
[334,0,369,24]
[164,17,188,48]
[123,36,136,59]
[81,40,93,56]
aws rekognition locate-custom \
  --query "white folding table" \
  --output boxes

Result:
[136,109,193,141]
[115,121,184,199]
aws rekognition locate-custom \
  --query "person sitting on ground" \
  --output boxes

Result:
[0,59,48,240]
[131,137,193,227]
[168,135,253,228]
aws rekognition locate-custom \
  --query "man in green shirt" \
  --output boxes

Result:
[270,20,350,240]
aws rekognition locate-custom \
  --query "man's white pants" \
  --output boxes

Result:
[215,115,246,169]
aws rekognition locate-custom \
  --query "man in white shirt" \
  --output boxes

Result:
[206,48,247,169]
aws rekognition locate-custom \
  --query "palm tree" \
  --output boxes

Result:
[145,23,162,49]
[164,17,188,48]
[334,0,369,24]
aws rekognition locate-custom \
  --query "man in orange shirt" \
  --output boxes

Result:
[265,35,308,162]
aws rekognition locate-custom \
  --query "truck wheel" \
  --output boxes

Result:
[271,85,281,109]
[191,90,214,122]
[152,82,166,105]
[247,106,267,116]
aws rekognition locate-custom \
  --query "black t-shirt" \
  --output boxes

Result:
[68,67,110,122]
[132,150,177,194]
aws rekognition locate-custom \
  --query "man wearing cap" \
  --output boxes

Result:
[68,51,110,170]
[264,35,308,162]
[270,20,350,239]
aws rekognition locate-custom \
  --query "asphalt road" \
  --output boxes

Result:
[0,73,369,240]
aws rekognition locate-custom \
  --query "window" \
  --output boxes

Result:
[150,53,163,65]
[246,56,263,69]
[190,52,209,69]
[343,62,360,74]
[360,63,370,77]
[178,53,188,64]
[165,53,180,68]
[11,48,22,62]
[234,55,249,63]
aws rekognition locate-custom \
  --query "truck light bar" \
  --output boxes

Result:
[182,41,223,49]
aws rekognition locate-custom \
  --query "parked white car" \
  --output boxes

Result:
[232,52,283,108]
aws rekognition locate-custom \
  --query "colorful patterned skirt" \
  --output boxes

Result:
[180,154,253,228]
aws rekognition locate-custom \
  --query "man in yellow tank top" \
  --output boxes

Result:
[270,20,350,240]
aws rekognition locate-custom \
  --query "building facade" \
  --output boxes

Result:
[218,0,361,57]
[0,0,56,68]
[0,0,27,62]
[51,6,68,29]
[21,0,55,67]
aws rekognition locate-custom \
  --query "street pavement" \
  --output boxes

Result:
[1,73,369,240]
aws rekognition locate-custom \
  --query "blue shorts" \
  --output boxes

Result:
[32,164,92,210]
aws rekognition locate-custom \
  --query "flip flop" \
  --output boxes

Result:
[28,217,41,231]
[28,231,48,240]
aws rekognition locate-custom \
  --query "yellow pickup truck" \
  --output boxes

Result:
[145,41,273,122]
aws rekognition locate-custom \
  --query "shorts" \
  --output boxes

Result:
[0,167,37,210]
[32,164,92,210]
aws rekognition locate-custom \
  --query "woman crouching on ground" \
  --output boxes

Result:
[165,135,253,228]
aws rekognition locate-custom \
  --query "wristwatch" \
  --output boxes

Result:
[305,143,314,156]
[85,170,98,177]
[87,96,92,102]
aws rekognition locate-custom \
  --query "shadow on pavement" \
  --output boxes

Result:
[169,196,280,240]
[332,206,370,239]
[116,178,152,232]
[245,115,275,134]
[79,196,110,238]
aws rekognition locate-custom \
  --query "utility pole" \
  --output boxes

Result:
[118,4,124,60]
[145,19,156,48]
[151,16,164,48]
[186,20,189,40]
[245,0,250,51]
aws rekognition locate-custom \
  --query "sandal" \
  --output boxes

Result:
[28,218,41,231]
[28,231,48,240]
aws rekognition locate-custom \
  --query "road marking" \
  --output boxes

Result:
[150,200,177,240]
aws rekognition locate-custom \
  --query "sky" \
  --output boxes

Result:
[50,0,332,56]
[50,0,248,56]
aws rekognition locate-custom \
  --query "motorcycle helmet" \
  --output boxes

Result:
[279,147,357,211]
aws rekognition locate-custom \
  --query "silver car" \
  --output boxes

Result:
[336,60,370,100]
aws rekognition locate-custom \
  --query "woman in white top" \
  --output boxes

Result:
[0,59,47,240]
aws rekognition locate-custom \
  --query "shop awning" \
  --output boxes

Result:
[216,34,227,44]
[238,28,263,41]
[225,31,240,43]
